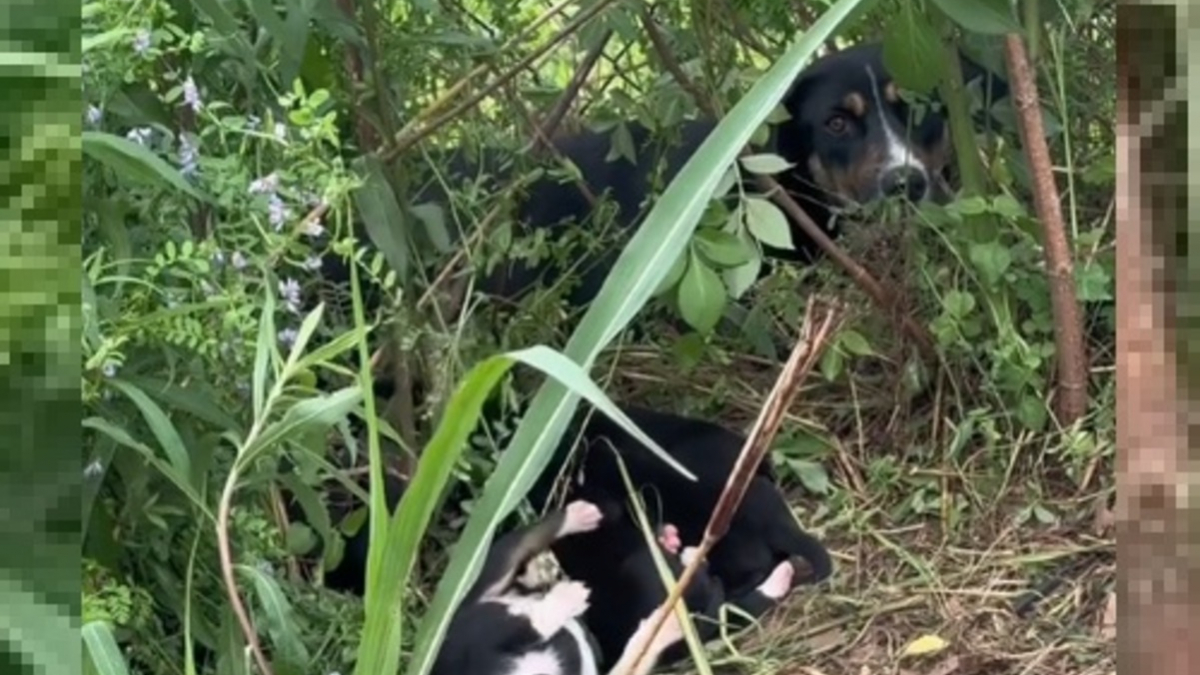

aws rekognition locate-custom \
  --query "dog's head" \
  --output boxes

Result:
[778,43,1005,210]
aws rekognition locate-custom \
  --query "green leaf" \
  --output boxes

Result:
[968,240,1012,286]
[352,155,411,281]
[252,286,277,420]
[839,329,877,357]
[721,236,763,301]
[107,379,192,484]
[121,375,242,433]
[82,417,209,516]
[820,345,844,381]
[693,228,753,268]
[677,252,727,334]
[1016,394,1048,432]
[930,0,1022,35]
[411,202,453,254]
[743,196,794,250]
[281,302,325,374]
[787,459,832,495]
[83,621,132,675]
[607,122,638,164]
[82,132,208,201]
[739,153,794,175]
[942,290,977,317]
[653,250,689,297]
[1075,264,1113,302]
[295,324,369,373]
[990,193,1026,220]
[83,28,135,54]
[237,565,310,667]
[400,3,871,673]
[242,387,364,468]
[882,4,945,94]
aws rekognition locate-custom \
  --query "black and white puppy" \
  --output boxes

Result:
[432,499,685,675]
[532,406,833,603]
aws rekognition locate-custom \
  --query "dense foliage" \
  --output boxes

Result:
[82,0,1115,674]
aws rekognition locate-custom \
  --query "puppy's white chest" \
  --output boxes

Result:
[506,650,563,675]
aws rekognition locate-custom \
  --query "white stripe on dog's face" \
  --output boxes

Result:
[865,65,929,190]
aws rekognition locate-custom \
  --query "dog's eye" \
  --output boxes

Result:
[824,114,849,135]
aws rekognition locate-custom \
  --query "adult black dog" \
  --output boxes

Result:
[321,41,1007,313]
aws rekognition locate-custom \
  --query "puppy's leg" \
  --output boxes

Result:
[470,500,604,602]
[723,559,796,630]
[605,604,685,675]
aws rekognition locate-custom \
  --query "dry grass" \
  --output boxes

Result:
[590,317,1116,675]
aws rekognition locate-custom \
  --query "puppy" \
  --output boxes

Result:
[433,499,685,675]
[556,503,797,670]
[531,406,833,602]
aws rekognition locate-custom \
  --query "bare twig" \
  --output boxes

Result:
[529,29,613,154]
[381,0,625,162]
[620,300,843,673]
[1002,33,1089,424]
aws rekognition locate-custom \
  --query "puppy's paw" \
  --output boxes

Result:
[545,580,592,620]
[757,560,796,600]
[562,500,603,535]
[679,545,702,568]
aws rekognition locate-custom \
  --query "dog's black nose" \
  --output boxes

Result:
[880,166,929,202]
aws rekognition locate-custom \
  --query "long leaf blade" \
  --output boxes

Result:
[81,131,209,201]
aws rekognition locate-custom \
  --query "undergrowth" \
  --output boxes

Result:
[82,0,1115,674]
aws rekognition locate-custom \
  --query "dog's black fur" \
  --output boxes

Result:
[532,406,832,598]
[558,501,797,670]
[321,41,1008,314]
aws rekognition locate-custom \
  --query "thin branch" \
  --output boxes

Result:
[381,0,625,162]
[1002,32,1089,423]
[218,467,275,675]
[529,29,613,154]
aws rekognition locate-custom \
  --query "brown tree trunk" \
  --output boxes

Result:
[1002,33,1089,424]
[1115,6,1199,675]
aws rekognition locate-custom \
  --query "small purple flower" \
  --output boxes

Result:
[231,251,248,270]
[85,105,103,126]
[248,172,279,196]
[302,255,322,272]
[182,75,202,113]
[278,277,302,314]
[102,362,118,378]
[133,29,152,56]
[179,134,199,178]
[278,327,299,348]
[126,127,152,145]
[268,193,291,231]
[302,219,325,238]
